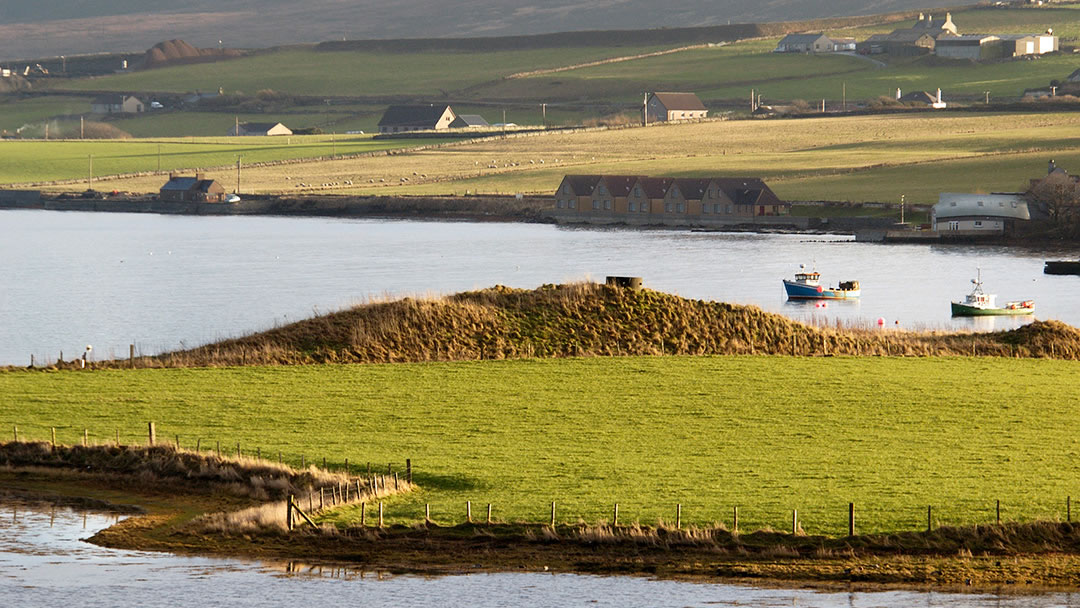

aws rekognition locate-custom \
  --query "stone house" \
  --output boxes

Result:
[774,33,832,53]
[91,94,144,114]
[553,175,787,220]
[159,173,226,203]
[644,92,707,123]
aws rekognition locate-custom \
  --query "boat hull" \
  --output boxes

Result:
[783,280,860,300]
[1044,261,1080,275]
[951,302,1034,316]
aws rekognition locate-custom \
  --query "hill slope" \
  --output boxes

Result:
[121,282,1080,368]
[0,0,974,59]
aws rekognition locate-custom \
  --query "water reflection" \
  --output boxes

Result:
[1,500,1078,607]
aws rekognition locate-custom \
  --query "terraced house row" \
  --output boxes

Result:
[553,175,790,224]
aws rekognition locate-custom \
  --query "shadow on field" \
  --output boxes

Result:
[412,472,482,492]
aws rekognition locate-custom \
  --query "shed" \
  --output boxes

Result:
[449,114,490,128]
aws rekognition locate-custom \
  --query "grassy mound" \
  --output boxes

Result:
[119,282,1080,368]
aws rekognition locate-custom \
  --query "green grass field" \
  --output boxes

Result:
[0,135,450,185]
[4,356,1080,536]
[0,96,94,133]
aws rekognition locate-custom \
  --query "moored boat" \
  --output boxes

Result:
[950,269,1034,316]
[1044,260,1080,275]
[782,267,860,300]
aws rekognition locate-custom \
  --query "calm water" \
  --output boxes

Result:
[3,501,1078,607]
[3,210,1080,366]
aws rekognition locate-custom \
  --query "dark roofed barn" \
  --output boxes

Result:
[378,105,457,133]
[160,173,226,203]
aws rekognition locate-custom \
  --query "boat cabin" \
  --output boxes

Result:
[794,272,820,285]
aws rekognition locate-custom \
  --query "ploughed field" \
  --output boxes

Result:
[4,355,1080,536]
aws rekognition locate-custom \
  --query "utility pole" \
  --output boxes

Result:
[236,155,242,194]
[842,82,847,111]
[234,116,239,136]
[900,194,905,224]
[88,154,93,189]
[502,108,507,133]
[80,116,84,139]
[332,132,336,158]
[750,88,755,112]
[542,103,547,127]
[1052,85,1058,97]
[157,144,161,171]
[984,91,990,105]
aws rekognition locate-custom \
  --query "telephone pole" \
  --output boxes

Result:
[88,154,93,189]
[236,155,242,194]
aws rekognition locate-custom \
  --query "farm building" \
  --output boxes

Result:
[857,12,956,55]
[554,175,788,220]
[449,114,490,128]
[931,193,1029,234]
[644,92,707,123]
[159,173,226,203]
[378,105,456,133]
[231,122,292,136]
[774,33,832,53]
[998,33,1058,57]
[935,35,1002,60]
[91,94,144,114]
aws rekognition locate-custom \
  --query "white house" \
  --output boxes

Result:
[932,193,1030,233]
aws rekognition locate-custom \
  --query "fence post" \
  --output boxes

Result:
[216,441,221,457]
[927,505,932,532]
[301,455,305,468]
[733,506,738,535]
[849,502,855,537]
[236,443,241,458]
[12,426,17,442]
[394,473,399,490]
[407,459,412,484]
[83,428,88,446]
[129,344,135,368]
[487,503,492,524]
[1069,496,1072,523]
[551,501,556,527]
[345,482,350,502]
[196,438,201,452]
[257,447,260,460]
[613,503,619,527]
[323,457,327,470]
[147,422,155,446]
[320,487,324,510]
[996,499,1001,525]
[278,451,282,464]
[360,502,366,527]
[286,495,294,531]
[467,501,472,523]
[344,458,348,474]
[116,429,120,446]
[676,504,682,529]
[356,480,361,499]
[378,502,384,528]
[51,427,56,447]
[792,509,798,535]
[425,503,430,523]
[175,435,179,449]
[387,463,392,475]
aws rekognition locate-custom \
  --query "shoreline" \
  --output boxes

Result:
[4,466,1080,592]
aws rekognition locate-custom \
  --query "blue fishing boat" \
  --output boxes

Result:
[783,266,860,300]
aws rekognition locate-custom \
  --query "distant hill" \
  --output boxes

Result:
[0,0,975,60]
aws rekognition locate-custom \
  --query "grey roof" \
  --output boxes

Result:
[450,114,489,127]
[161,177,199,191]
[378,104,453,127]
[650,92,706,111]
[934,193,1030,221]
[899,91,940,104]
[777,33,829,44]
[92,94,136,105]
[240,122,288,132]
[936,35,998,44]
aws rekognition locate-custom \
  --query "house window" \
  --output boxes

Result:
[722,204,729,214]
[592,200,600,209]
[665,203,674,213]
[569,200,576,209]
[950,201,957,207]
[677,202,685,213]
[629,202,636,212]
[563,184,570,194]
[557,200,565,208]
[977,201,984,207]
[634,186,642,197]
[974,221,983,227]
[604,200,611,210]
[702,204,709,214]
[1011,201,1017,208]
[671,187,678,197]
[641,203,649,213]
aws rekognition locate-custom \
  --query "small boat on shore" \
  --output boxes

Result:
[783,266,860,300]
[1044,260,1080,275]
[950,269,1034,316]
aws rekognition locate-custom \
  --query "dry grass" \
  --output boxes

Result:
[55,282,1080,370]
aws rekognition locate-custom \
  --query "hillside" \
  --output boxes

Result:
[111,282,1080,368]
[0,0,975,59]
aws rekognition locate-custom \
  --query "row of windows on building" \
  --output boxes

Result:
[554,199,736,214]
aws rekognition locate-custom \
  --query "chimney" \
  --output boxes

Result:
[1049,159,1057,174]
[936,88,942,102]
[195,172,205,181]
[896,88,901,100]
[918,12,925,21]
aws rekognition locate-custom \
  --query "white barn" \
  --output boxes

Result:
[932,193,1030,234]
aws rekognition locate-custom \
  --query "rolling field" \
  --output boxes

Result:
[3,356,1080,536]
[0,135,451,185]
[35,111,1080,204]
